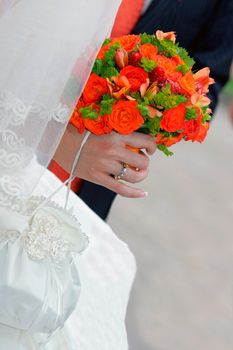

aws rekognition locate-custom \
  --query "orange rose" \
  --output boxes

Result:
[70,111,85,134]
[168,71,183,81]
[97,43,111,60]
[183,109,203,142]
[70,99,85,133]
[84,115,112,136]
[120,66,148,92]
[160,104,186,132]
[108,100,144,134]
[139,44,158,60]
[171,55,185,65]
[182,119,200,135]
[113,35,141,52]
[184,121,209,143]
[83,73,109,104]
[179,72,196,96]
[155,55,177,76]
[196,122,210,143]
[156,133,184,147]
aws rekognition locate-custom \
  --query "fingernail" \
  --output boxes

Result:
[139,191,148,198]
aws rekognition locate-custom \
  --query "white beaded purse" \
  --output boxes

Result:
[0,132,90,342]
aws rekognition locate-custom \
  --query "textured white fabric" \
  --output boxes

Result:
[0,0,121,208]
[0,198,87,336]
[0,170,136,349]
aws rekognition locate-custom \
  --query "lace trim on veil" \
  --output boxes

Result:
[0,90,70,207]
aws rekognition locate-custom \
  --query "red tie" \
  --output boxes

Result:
[111,0,145,37]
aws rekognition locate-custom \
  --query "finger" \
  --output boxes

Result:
[123,168,149,184]
[119,149,150,170]
[110,162,149,184]
[99,174,147,198]
[124,132,157,155]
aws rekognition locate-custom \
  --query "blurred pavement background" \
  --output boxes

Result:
[108,100,233,350]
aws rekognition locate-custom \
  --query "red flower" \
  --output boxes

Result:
[113,35,141,52]
[83,73,109,104]
[183,119,200,135]
[160,104,186,132]
[84,115,112,136]
[108,100,144,134]
[162,72,183,94]
[183,108,203,142]
[178,72,196,96]
[120,66,148,92]
[193,67,215,93]
[70,99,85,133]
[70,34,211,155]
[155,55,177,76]
[150,66,166,84]
[129,52,142,66]
[97,43,111,60]
[139,44,158,60]
[195,122,210,143]
[169,80,183,94]
[171,55,185,66]
[156,133,184,147]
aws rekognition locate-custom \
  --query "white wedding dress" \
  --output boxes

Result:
[0,170,136,350]
[0,0,137,349]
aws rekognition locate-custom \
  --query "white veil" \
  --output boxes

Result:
[0,0,121,208]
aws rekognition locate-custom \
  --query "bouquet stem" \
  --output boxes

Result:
[125,145,141,154]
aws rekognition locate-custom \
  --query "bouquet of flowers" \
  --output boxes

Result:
[70,31,214,156]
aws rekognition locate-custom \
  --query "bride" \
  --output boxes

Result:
[0,0,139,349]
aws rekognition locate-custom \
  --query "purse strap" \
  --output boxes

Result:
[30,131,91,219]
[64,130,91,209]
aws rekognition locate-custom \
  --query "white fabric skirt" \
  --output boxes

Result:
[0,170,136,350]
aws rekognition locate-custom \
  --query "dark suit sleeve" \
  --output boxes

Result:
[191,0,233,112]
[78,181,117,220]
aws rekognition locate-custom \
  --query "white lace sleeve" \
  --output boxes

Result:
[0,0,121,208]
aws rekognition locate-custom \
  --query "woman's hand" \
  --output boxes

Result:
[54,125,156,198]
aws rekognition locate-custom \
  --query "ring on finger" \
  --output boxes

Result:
[124,162,140,172]
[114,163,128,180]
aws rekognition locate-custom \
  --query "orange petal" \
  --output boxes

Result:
[140,78,150,97]
[113,75,131,89]
[156,30,176,42]
[113,87,129,99]
[125,95,136,101]
[148,106,162,118]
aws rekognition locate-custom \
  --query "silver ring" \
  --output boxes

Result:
[114,164,128,180]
